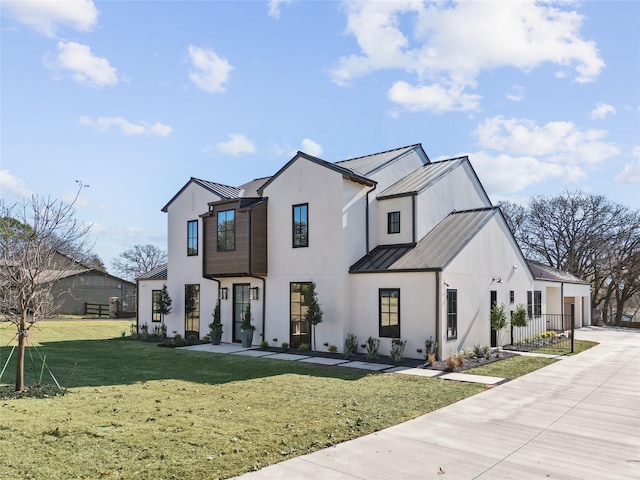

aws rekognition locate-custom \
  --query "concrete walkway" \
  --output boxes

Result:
[236,327,640,479]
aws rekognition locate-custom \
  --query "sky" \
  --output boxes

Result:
[1,0,639,273]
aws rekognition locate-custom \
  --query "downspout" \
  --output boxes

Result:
[435,270,442,360]
[135,279,140,334]
[365,184,377,254]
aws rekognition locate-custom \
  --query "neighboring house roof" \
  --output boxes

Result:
[257,151,375,195]
[377,156,467,199]
[162,177,240,212]
[336,144,428,176]
[239,177,271,197]
[527,260,590,285]
[137,264,168,280]
[351,207,499,272]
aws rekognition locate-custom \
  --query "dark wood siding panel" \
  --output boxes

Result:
[251,203,268,275]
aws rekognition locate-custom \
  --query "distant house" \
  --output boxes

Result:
[48,260,135,315]
[138,144,591,359]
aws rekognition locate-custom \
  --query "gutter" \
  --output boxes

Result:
[435,270,442,360]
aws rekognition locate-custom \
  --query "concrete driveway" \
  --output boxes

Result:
[238,327,640,479]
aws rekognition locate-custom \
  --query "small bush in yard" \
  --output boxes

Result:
[344,333,358,359]
[365,336,379,360]
[299,343,310,351]
[260,340,269,349]
[445,354,459,371]
[328,344,338,353]
[390,338,406,365]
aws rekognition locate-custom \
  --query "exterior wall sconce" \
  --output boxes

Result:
[492,277,503,283]
[250,287,259,300]
[444,281,451,287]
[218,287,228,300]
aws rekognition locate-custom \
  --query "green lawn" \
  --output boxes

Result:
[465,355,558,379]
[533,339,598,356]
[0,320,485,480]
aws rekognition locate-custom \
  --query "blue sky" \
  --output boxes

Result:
[1,0,639,270]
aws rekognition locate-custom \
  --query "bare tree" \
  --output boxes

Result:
[0,190,93,392]
[500,191,640,323]
[111,244,166,281]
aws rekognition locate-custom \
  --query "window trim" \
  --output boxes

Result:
[292,203,309,248]
[527,290,542,319]
[447,288,458,340]
[509,290,515,304]
[151,289,161,323]
[379,288,400,338]
[387,211,401,234]
[217,209,236,252]
[187,220,198,256]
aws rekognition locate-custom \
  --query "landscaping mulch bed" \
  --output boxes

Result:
[259,347,516,372]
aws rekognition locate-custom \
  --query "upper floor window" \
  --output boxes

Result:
[509,290,515,304]
[379,288,400,338]
[292,204,308,248]
[388,211,400,234]
[187,220,198,256]
[447,289,458,339]
[217,210,235,251]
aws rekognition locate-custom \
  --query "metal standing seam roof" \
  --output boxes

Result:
[161,178,241,212]
[350,207,498,272]
[137,264,168,280]
[335,144,425,176]
[527,260,590,284]
[378,157,467,199]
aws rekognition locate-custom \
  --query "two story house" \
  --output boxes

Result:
[137,144,590,359]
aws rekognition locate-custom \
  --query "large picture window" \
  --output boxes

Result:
[379,288,400,338]
[187,220,198,256]
[184,284,200,339]
[447,289,457,339]
[152,289,161,322]
[292,204,308,248]
[387,211,400,234]
[290,282,312,347]
[217,210,235,251]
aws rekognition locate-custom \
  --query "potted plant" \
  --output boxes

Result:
[208,303,223,345]
[240,304,255,348]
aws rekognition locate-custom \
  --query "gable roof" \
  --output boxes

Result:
[335,144,428,176]
[257,151,374,195]
[351,207,498,273]
[137,263,168,281]
[377,156,467,199]
[162,177,240,212]
[527,260,590,285]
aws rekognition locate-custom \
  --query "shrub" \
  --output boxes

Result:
[365,336,380,360]
[173,333,182,340]
[202,334,211,343]
[281,342,289,350]
[456,351,466,367]
[390,338,406,365]
[424,336,438,360]
[344,333,358,359]
[328,344,338,353]
[445,354,459,371]
[299,343,310,351]
[511,304,528,328]
[260,340,269,349]
[426,353,436,366]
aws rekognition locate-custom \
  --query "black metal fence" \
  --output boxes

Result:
[507,313,574,353]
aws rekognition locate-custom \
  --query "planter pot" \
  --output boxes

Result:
[240,328,254,348]
[211,328,223,345]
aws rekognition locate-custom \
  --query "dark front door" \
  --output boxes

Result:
[490,290,497,347]
[290,282,312,348]
[233,284,250,343]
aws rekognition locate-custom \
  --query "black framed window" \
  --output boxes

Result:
[292,204,308,248]
[509,290,515,304]
[184,284,200,339]
[187,220,198,256]
[379,288,400,338]
[217,210,235,251]
[387,211,400,234]
[152,290,161,322]
[290,282,312,347]
[527,290,542,318]
[447,289,457,339]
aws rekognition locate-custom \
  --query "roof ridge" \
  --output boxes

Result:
[335,143,421,164]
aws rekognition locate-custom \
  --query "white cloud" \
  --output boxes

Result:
[614,162,640,184]
[332,1,604,112]
[188,45,233,94]
[49,41,118,88]
[216,134,256,155]
[388,81,481,112]
[301,138,323,157]
[470,151,567,195]
[505,85,525,102]
[476,116,619,164]
[268,0,292,19]
[0,170,33,198]
[2,0,98,37]
[79,116,172,136]
[591,102,616,120]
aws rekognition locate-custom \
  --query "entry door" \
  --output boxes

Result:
[233,284,250,342]
[490,290,497,347]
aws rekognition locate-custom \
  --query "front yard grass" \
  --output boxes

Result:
[0,321,485,479]
[534,339,598,356]
[465,355,558,380]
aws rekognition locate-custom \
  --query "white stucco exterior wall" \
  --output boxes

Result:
[136,278,166,330]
